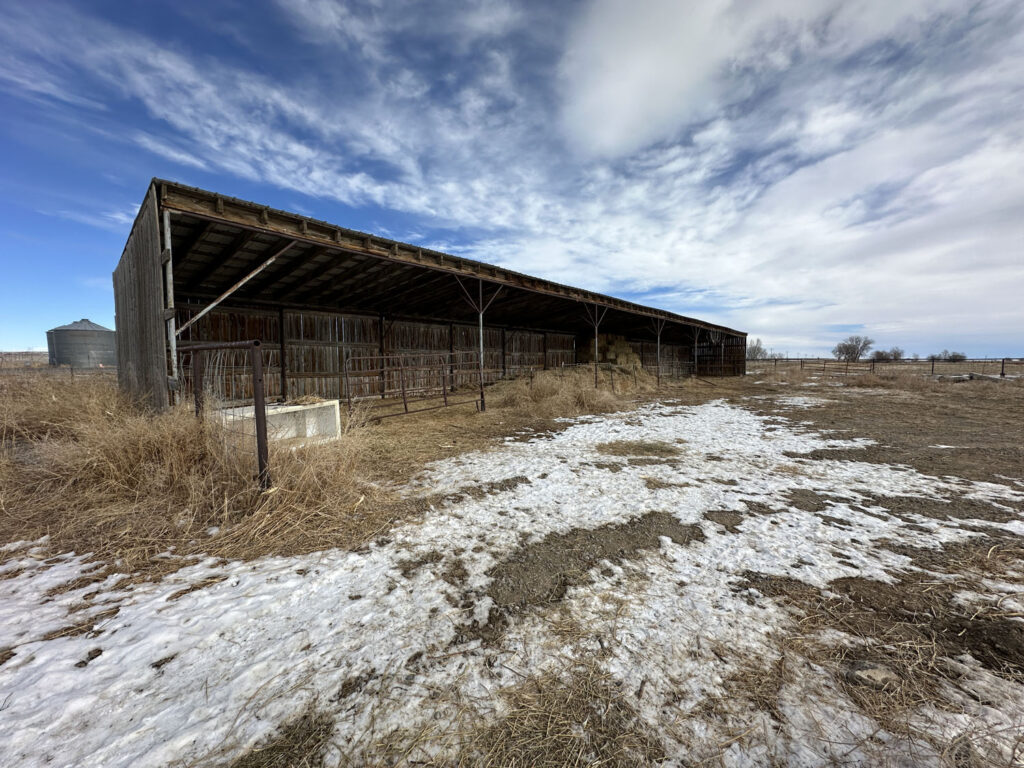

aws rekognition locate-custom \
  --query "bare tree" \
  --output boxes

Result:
[832,335,874,362]
[746,338,769,360]
[928,349,967,362]
[871,346,904,362]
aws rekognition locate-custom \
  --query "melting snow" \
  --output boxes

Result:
[1,399,1022,766]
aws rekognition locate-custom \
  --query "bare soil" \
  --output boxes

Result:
[464,511,705,642]
[739,377,1024,487]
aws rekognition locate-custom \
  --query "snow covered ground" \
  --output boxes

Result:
[1,398,1022,766]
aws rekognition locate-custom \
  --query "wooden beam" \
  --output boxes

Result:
[288,256,380,304]
[184,230,256,292]
[172,221,215,267]
[241,246,327,298]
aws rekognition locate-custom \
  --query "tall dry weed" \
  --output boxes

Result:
[496,367,651,416]
[0,374,384,575]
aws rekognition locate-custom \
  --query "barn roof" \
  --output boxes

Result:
[144,179,744,343]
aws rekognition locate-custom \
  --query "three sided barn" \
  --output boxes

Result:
[113,180,746,409]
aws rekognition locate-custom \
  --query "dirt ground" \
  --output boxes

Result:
[3,368,1024,767]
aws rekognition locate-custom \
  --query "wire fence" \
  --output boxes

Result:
[747,357,1024,378]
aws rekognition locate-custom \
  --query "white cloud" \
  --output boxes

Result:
[1,1,1022,355]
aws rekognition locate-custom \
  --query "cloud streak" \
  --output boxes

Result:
[0,0,1021,354]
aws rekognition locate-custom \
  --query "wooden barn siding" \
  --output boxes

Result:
[171,304,741,403]
[175,305,283,402]
[113,187,168,409]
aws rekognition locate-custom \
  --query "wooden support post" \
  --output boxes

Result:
[501,328,507,379]
[162,210,178,400]
[278,307,287,402]
[478,280,486,411]
[448,323,455,391]
[542,332,548,370]
[379,314,386,399]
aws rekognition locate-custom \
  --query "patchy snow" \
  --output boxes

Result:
[1,399,1022,766]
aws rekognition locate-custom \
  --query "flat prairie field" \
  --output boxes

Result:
[1,371,1023,767]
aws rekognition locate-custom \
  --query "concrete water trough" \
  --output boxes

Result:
[219,400,342,444]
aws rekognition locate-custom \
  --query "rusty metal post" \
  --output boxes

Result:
[194,350,205,417]
[399,357,408,413]
[379,315,387,399]
[343,352,353,413]
[249,343,270,491]
[501,328,507,379]
[440,355,449,407]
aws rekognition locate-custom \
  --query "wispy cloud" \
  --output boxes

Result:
[1,0,1022,354]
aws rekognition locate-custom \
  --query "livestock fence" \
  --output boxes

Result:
[747,357,1024,378]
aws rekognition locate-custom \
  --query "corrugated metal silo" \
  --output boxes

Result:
[46,319,118,368]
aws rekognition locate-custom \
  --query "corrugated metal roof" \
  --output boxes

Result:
[48,318,114,333]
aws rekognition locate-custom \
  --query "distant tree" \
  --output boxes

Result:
[832,335,874,362]
[928,349,967,362]
[746,338,769,360]
[872,346,904,362]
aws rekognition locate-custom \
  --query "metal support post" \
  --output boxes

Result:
[583,302,608,388]
[249,344,270,491]
[453,276,502,412]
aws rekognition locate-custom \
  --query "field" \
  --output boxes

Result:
[1,366,1023,767]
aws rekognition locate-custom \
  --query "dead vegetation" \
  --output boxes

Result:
[496,365,650,416]
[595,440,680,458]
[227,706,335,768]
[0,367,657,579]
[454,660,665,768]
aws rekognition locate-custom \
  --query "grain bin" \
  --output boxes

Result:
[46,319,117,368]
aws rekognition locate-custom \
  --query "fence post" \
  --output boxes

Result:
[398,357,409,413]
[249,343,270,491]
[440,355,449,407]
[931,358,935,375]
[1001,358,1006,378]
[193,352,205,417]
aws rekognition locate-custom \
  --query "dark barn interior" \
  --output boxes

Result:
[114,180,746,409]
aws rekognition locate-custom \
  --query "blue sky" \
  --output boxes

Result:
[1,0,1022,356]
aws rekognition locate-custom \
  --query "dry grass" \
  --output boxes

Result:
[495,366,645,417]
[456,661,665,768]
[227,707,335,768]
[596,440,680,458]
[0,374,388,577]
[0,367,658,578]
[360,658,665,768]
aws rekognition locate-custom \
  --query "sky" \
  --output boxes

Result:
[0,0,1022,357]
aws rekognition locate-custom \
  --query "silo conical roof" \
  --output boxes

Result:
[48,318,113,333]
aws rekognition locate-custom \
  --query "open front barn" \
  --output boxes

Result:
[113,180,745,409]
